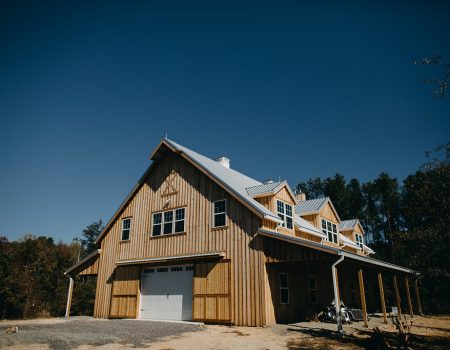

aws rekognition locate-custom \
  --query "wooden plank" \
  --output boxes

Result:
[377,272,387,324]
[404,276,413,317]
[414,278,423,316]
[393,275,402,318]
[358,268,368,328]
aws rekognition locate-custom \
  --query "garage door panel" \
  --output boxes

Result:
[140,265,193,321]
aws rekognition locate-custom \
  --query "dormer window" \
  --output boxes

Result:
[355,233,363,248]
[277,200,293,229]
[321,219,338,244]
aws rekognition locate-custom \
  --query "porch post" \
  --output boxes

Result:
[393,275,402,318]
[358,268,368,328]
[414,278,423,316]
[377,272,387,324]
[404,276,413,317]
[65,277,74,318]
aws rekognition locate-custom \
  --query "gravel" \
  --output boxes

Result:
[0,317,201,350]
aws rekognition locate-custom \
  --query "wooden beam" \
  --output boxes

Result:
[414,278,423,316]
[358,268,368,328]
[393,275,402,318]
[377,272,387,324]
[404,276,414,317]
[65,277,74,318]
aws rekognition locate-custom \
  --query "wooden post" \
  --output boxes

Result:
[404,276,413,317]
[393,275,402,318]
[358,268,368,328]
[65,277,74,318]
[414,278,423,316]
[377,272,387,324]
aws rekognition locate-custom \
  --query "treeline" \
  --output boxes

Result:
[0,222,103,319]
[296,143,450,313]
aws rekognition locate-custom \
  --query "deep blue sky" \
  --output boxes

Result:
[1,1,449,242]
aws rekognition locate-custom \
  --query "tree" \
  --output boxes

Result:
[413,53,450,99]
[80,220,104,256]
[323,174,348,217]
[295,177,324,199]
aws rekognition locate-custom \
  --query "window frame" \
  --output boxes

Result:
[308,276,318,304]
[151,207,186,237]
[355,233,363,248]
[321,218,338,244]
[279,272,290,305]
[212,199,227,228]
[121,218,131,241]
[277,200,293,230]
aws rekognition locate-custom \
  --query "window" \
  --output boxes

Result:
[171,266,183,272]
[355,233,363,248]
[277,200,293,229]
[152,208,186,236]
[185,266,193,271]
[144,268,154,273]
[321,219,338,244]
[349,281,356,303]
[121,218,131,241]
[157,267,168,272]
[213,200,227,227]
[279,273,289,304]
[309,277,317,303]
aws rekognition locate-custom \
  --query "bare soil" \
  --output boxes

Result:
[1,315,449,350]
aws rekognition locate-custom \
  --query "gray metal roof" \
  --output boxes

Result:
[246,181,284,197]
[295,197,329,215]
[339,219,360,231]
[163,139,282,223]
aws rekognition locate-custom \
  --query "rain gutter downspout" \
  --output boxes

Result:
[332,253,345,334]
[65,276,74,318]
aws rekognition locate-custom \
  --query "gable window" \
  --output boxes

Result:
[277,200,293,229]
[355,233,363,248]
[279,273,289,304]
[213,200,227,227]
[309,277,317,303]
[152,208,186,236]
[121,218,131,241]
[321,219,338,244]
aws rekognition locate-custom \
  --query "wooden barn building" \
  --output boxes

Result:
[65,138,421,328]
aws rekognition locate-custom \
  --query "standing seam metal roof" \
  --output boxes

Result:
[339,219,360,231]
[295,197,329,215]
[246,181,284,197]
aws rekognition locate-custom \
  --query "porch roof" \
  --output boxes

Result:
[258,229,416,275]
[65,249,101,276]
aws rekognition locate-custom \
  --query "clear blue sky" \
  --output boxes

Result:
[1,1,449,242]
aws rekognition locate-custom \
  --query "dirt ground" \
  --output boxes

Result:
[1,315,449,350]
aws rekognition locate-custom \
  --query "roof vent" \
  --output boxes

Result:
[263,179,274,185]
[215,156,230,169]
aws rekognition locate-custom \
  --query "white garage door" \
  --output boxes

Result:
[139,265,193,321]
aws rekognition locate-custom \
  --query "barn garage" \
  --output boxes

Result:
[139,265,194,321]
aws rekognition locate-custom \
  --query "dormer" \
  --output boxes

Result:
[295,197,341,248]
[247,180,297,235]
[339,219,375,256]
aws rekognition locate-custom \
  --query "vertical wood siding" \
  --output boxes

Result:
[94,151,267,326]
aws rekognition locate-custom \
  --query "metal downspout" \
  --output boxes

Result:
[332,254,345,334]
[65,276,74,318]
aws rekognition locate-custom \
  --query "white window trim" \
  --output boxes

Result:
[212,199,227,228]
[121,218,131,241]
[151,207,186,236]
[279,272,289,304]
[355,233,363,248]
[277,200,293,230]
[321,218,339,244]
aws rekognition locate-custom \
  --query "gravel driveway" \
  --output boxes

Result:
[0,317,201,350]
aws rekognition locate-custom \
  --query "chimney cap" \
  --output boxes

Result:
[263,179,274,185]
[215,156,230,169]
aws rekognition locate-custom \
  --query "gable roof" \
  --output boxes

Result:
[96,138,283,244]
[295,197,328,215]
[294,215,324,238]
[246,180,297,202]
[161,139,282,224]
[340,219,365,235]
